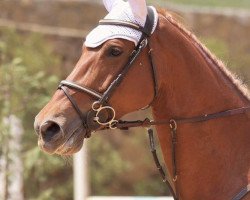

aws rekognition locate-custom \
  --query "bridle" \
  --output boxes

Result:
[58,7,250,200]
[58,7,158,135]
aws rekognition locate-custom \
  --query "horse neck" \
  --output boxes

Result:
[151,14,249,118]
[150,14,250,199]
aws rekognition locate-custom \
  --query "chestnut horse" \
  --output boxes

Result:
[34,4,250,200]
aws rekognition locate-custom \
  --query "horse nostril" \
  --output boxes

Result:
[40,121,61,143]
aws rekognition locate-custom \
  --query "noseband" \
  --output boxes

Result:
[57,7,250,200]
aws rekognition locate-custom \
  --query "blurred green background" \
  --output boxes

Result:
[0,0,250,199]
[155,0,250,8]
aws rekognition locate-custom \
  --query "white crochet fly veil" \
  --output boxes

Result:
[85,0,158,48]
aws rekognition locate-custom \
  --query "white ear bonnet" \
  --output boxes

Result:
[84,0,158,48]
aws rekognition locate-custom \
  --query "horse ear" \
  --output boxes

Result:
[103,0,122,12]
[128,0,147,25]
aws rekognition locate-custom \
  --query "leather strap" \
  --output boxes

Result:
[232,184,250,200]
[175,106,250,124]
[143,7,156,37]
[148,129,178,200]
[98,38,148,105]
[148,47,158,104]
[116,106,250,129]
[116,106,250,200]
[97,7,156,105]
[60,80,102,99]
[59,86,86,127]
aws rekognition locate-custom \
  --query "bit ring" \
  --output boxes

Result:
[92,102,117,129]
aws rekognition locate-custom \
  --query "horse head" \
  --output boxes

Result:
[34,0,158,155]
[34,1,250,199]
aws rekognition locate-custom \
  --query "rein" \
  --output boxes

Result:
[58,7,250,200]
[117,105,250,200]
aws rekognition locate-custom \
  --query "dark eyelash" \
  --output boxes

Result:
[108,47,123,57]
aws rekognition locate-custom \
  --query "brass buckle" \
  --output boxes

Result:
[169,119,177,131]
[92,101,118,129]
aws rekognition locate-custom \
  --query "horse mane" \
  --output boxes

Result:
[158,9,250,101]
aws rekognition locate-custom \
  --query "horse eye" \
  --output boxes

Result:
[108,47,123,57]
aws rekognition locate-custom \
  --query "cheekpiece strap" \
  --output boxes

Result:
[143,6,156,37]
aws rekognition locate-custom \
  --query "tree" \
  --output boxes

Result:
[0,29,73,200]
